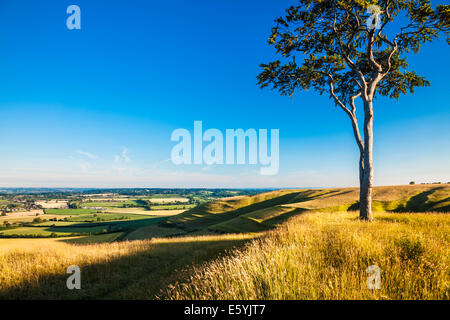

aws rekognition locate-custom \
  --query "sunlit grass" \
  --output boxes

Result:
[166,211,449,300]
[0,233,257,299]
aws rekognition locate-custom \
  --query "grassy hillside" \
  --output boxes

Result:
[166,211,450,300]
[138,184,450,237]
[162,189,298,228]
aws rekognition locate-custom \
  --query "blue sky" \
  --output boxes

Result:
[0,0,449,188]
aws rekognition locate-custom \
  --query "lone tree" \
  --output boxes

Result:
[258,0,449,221]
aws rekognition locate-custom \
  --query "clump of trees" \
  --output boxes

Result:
[67,201,81,209]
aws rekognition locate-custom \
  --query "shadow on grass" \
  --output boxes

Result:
[263,208,307,227]
[341,187,449,213]
[60,232,124,244]
[166,190,333,232]
[403,187,448,212]
[0,237,252,300]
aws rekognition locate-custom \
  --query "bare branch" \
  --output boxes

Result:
[327,74,364,154]
[383,39,398,76]
[350,93,364,153]
[327,73,351,114]
[350,92,362,115]
[367,29,383,73]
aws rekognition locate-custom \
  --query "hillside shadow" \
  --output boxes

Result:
[40,217,166,234]
[161,190,331,233]
[0,236,253,300]
[402,187,447,212]
[348,202,360,211]
[262,207,307,227]
[217,190,337,218]
[60,232,124,244]
[160,190,342,235]
[343,187,448,213]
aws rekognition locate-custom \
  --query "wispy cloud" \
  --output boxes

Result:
[114,147,131,164]
[76,150,98,160]
[72,151,97,172]
[112,147,134,176]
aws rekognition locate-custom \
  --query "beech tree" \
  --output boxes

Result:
[258,0,449,221]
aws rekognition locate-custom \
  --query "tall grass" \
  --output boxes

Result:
[0,234,255,299]
[166,212,449,300]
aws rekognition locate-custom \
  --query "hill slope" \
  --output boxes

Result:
[127,184,450,239]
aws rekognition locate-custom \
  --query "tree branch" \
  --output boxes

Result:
[383,39,398,76]
[327,74,364,154]
[367,29,383,73]
[350,93,364,154]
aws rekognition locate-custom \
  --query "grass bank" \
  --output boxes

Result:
[166,211,449,300]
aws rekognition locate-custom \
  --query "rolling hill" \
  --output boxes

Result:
[125,184,450,239]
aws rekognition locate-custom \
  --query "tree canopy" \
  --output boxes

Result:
[258,0,449,106]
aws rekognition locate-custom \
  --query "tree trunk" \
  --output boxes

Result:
[360,99,374,221]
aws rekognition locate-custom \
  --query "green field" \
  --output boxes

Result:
[149,204,195,210]
[79,201,121,207]
[0,227,57,237]
[0,193,189,239]
[45,208,101,215]
[64,212,152,222]
[0,210,167,238]
[82,199,146,207]
[137,194,184,199]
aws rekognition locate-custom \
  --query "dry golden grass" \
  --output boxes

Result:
[35,200,68,209]
[0,238,148,294]
[166,211,449,300]
[0,209,45,218]
[0,234,257,299]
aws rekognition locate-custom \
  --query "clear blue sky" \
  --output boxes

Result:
[0,0,449,188]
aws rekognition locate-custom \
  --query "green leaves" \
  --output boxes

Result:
[378,68,430,99]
